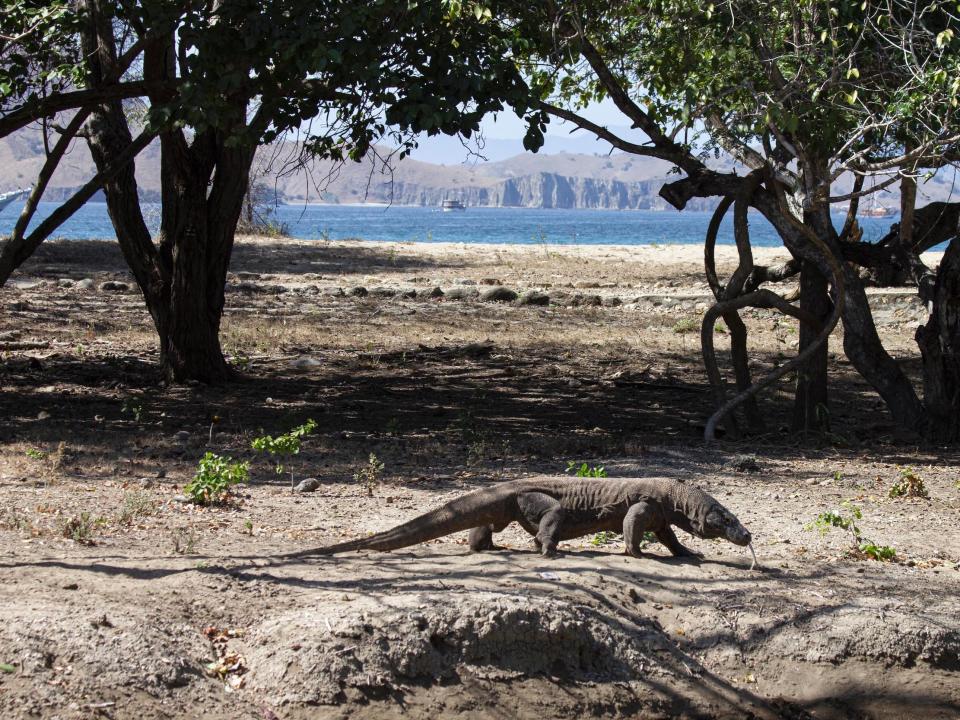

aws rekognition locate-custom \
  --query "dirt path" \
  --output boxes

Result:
[0,237,957,719]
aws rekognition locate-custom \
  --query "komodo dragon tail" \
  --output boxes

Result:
[282,487,507,558]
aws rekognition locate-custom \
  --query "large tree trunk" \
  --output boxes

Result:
[154,136,251,383]
[80,0,251,384]
[792,260,830,432]
[917,238,960,442]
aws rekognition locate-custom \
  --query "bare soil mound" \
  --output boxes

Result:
[245,591,659,705]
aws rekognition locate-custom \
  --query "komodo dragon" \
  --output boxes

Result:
[290,476,753,560]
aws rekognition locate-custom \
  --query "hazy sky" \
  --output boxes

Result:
[408,98,650,163]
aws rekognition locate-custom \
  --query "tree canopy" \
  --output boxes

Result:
[0,0,547,381]
[500,0,960,439]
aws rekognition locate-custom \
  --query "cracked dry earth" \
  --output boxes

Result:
[0,237,958,719]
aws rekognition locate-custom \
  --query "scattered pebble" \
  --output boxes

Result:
[479,287,518,303]
[518,290,550,306]
[294,478,321,493]
[726,454,761,473]
[444,287,478,301]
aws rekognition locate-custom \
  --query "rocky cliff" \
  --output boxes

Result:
[357,172,717,211]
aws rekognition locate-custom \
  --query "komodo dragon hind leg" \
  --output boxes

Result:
[623,501,658,558]
[657,526,704,558]
[469,524,499,551]
[517,492,565,557]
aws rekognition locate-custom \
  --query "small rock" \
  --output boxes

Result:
[602,296,623,307]
[0,330,21,341]
[479,278,503,286]
[99,281,130,293]
[370,287,397,298]
[518,290,550,306]
[400,289,417,299]
[444,287,478,301]
[455,279,477,286]
[294,478,321,493]
[62,582,79,591]
[348,286,368,297]
[726,454,761,473]
[572,294,602,307]
[289,356,323,369]
[57,279,75,288]
[76,278,95,291]
[138,477,154,488]
[172,494,191,504]
[575,281,601,289]
[428,286,444,298]
[36,411,50,421]
[173,430,191,446]
[480,287,518,303]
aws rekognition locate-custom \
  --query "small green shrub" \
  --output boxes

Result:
[252,419,317,487]
[60,512,103,545]
[185,452,250,505]
[118,491,156,524]
[672,318,698,334]
[566,461,607,478]
[860,543,897,561]
[888,466,928,499]
[121,397,144,422]
[172,527,198,555]
[25,448,47,461]
[353,453,384,497]
[590,530,621,546]
[806,501,895,562]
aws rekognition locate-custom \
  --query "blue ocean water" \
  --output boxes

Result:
[0,200,901,247]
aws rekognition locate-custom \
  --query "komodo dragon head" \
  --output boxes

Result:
[694,503,752,546]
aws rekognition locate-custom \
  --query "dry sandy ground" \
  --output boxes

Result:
[0,237,957,720]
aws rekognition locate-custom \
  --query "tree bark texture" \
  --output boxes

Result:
[792,260,830,433]
[917,238,960,442]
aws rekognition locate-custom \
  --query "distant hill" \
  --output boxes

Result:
[1,128,954,211]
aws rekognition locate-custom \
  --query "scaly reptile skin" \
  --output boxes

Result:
[288,476,752,559]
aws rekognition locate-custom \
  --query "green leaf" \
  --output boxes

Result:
[0,663,16,673]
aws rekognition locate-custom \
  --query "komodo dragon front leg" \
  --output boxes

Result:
[623,502,703,558]
[517,492,565,557]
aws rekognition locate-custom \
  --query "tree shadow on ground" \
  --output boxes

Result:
[17,237,468,279]
[0,341,955,474]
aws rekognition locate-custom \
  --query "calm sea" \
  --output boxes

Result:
[0,201,901,248]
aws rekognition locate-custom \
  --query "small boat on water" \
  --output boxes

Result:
[0,188,27,213]
[863,205,896,218]
[441,199,466,212]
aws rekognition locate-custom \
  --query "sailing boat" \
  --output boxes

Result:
[0,188,27,214]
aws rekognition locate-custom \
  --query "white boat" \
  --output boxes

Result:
[0,188,27,213]
[441,199,466,212]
